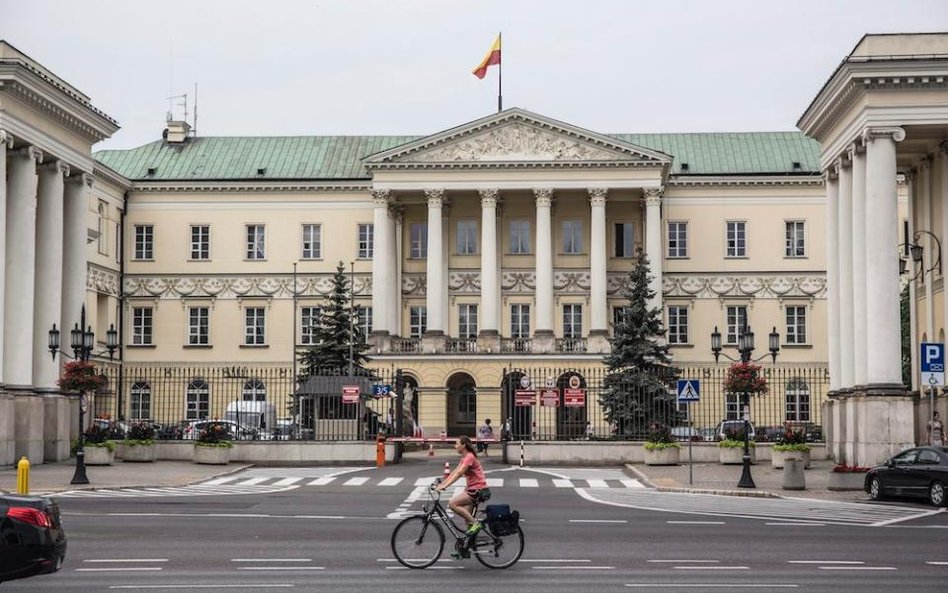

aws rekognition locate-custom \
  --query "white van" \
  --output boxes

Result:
[225,401,277,439]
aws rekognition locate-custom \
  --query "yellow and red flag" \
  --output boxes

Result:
[472,34,501,79]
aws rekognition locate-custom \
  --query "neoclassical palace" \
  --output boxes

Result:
[1,33,945,466]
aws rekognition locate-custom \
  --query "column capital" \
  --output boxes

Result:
[862,126,906,144]
[940,140,948,156]
[371,188,391,207]
[39,160,70,177]
[424,188,445,208]
[822,167,838,182]
[533,188,553,207]
[836,152,852,169]
[478,188,499,208]
[588,187,608,206]
[642,186,663,204]
[65,172,94,188]
[0,129,13,149]
[13,146,43,163]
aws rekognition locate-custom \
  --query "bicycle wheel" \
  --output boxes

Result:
[472,525,524,569]
[391,515,445,569]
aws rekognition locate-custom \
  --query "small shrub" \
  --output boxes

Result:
[718,438,755,449]
[81,425,117,453]
[196,423,234,448]
[644,440,681,451]
[126,422,157,447]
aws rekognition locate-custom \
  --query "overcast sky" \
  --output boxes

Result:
[3,0,947,150]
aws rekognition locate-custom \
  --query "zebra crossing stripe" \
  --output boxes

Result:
[553,479,573,488]
[486,478,504,487]
[236,478,270,486]
[202,477,239,486]
[519,479,539,488]
[272,478,303,487]
[378,478,403,486]
[343,477,370,486]
[586,479,609,488]
[308,477,336,486]
[620,479,644,489]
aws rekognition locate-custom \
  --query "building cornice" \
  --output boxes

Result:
[366,159,666,172]
[667,175,823,188]
[93,162,133,191]
[129,180,372,193]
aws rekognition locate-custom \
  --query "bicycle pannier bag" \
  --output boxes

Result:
[484,504,520,536]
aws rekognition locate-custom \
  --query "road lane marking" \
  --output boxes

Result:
[272,478,303,487]
[519,478,539,487]
[386,566,464,569]
[674,566,749,570]
[110,586,294,589]
[532,566,614,570]
[568,519,627,523]
[926,561,948,565]
[766,522,824,526]
[238,567,325,570]
[818,566,896,570]
[518,559,592,563]
[553,479,573,488]
[378,477,403,486]
[76,568,164,572]
[84,559,169,563]
[586,479,609,488]
[232,559,312,562]
[648,560,720,563]
[667,521,726,524]
[620,479,645,488]
[308,477,336,486]
[486,478,504,487]
[235,477,270,486]
[626,585,799,589]
[343,477,370,486]
[788,561,864,564]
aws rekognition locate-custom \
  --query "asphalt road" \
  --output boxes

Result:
[5,459,947,593]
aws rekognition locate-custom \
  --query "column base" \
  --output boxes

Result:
[586,332,611,354]
[532,330,555,354]
[828,390,914,467]
[369,331,391,354]
[0,392,14,466]
[43,394,71,462]
[421,331,446,354]
[477,331,501,354]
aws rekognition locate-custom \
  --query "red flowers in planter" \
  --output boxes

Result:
[723,362,768,396]
[832,464,872,473]
[58,360,108,393]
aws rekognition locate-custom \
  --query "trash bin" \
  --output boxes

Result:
[782,457,805,490]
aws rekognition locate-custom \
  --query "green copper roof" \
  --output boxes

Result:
[94,131,820,181]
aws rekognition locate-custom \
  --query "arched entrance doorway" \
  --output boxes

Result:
[502,369,533,440]
[556,371,588,440]
[446,372,477,437]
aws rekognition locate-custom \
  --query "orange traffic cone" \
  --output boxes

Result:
[427,443,434,457]
[443,461,451,478]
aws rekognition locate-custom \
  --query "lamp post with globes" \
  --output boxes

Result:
[710,324,780,489]
[48,304,118,485]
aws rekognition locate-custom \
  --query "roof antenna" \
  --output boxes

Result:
[193,83,198,138]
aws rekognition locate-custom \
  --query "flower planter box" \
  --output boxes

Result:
[120,443,157,462]
[194,445,231,465]
[644,447,680,466]
[772,449,811,469]
[84,446,115,466]
[827,471,867,491]
[719,446,756,465]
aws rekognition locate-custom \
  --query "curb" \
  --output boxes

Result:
[27,463,254,495]
[624,463,781,499]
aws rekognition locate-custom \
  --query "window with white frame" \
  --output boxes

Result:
[562,220,583,254]
[785,305,807,344]
[785,220,806,257]
[130,381,151,420]
[667,305,689,344]
[563,304,582,338]
[358,223,374,259]
[186,379,210,420]
[190,225,210,260]
[457,220,478,255]
[612,306,630,330]
[242,378,266,402]
[409,306,427,338]
[459,304,478,339]
[509,220,531,254]
[725,393,741,421]
[97,201,108,255]
[302,224,321,260]
[614,223,634,257]
[246,224,265,260]
[725,305,747,345]
[132,307,153,345]
[134,225,153,260]
[410,222,427,258]
[245,307,266,345]
[785,379,811,422]
[668,221,688,258]
[726,221,746,257]
[511,304,530,338]
[357,306,372,339]
[188,306,209,345]
[300,306,321,345]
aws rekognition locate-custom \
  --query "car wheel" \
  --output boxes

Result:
[869,477,885,501]
[929,481,946,507]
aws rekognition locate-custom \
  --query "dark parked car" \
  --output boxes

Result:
[0,492,67,585]
[865,446,948,506]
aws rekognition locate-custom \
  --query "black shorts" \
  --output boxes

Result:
[466,487,491,503]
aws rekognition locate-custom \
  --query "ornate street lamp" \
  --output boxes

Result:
[48,304,118,485]
[710,324,779,489]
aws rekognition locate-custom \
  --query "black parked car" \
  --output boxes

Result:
[0,492,67,584]
[865,446,948,506]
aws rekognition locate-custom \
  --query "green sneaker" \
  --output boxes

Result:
[450,548,471,560]
[465,521,483,536]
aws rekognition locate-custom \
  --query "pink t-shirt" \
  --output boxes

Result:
[461,452,487,490]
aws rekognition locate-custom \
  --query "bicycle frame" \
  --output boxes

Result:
[422,487,480,544]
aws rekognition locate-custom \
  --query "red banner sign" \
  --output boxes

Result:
[342,385,360,404]
[563,388,586,407]
[540,388,559,407]
[514,389,536,407]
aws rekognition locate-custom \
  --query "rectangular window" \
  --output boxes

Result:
[188,307,209,345]
[785,220,806,257]
[409,306,427,338]
[134,225,153,260]
[563,304,582,339]
[246,225,265,260]
[509,220,531,254]
[562,220,583,254]
[510,304,530,338]
[613,306,630,330]
[614,223,634,257]
[190,225,210,260]
[302,224,322,260]
[457,220,478,255]
[459,304,478,339]
[668,221,688,258]
[725,393,741,420]
[97,201,108,255]
[726,221,746,257]
[726,305,748,345]
[786,305,807,344]
[667,306,689,344]
[410,222,427,259]
[131,307,153,345]
[358,224,374,259]
[300,306,322,345]
[357,306,373,339]
[245,307,266,345]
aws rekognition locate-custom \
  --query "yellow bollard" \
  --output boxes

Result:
[17,456,30,495]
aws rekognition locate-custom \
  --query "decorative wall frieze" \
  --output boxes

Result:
[88,264,120,297]
[660,273,827,299]
[123,273,372,299]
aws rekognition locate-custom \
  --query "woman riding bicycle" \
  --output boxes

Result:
[436,435,491,536]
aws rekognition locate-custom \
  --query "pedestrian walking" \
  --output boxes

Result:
[928,411,944,446]
[477,418,494,455]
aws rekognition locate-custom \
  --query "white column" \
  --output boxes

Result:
[424,189,445,335]
[391,207,403,337]
[0,131,11,384]
[905,173,918,393]
[534,189,554,335]
[863,127,906,388]
[837,154,854,391]
[919,158,935,338]
[4,147,42,387]
[851,145,868,388]
[479,189,499,335]
[61,174,90,352]
[940,143,948,354]
[643,187,663,315]
[370,189,391,335]
[33,160,68,390]
[825,170,841,392]
[589,188,608,333]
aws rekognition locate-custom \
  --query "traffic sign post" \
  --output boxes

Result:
[921,343,944,433]
[675,380,700,486]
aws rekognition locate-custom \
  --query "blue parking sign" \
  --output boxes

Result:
[920,343,944,386]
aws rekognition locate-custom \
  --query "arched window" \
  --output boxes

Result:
[186,378,210,420]
[243,379,266,402]
[130,381,151,420]
[785,378,810,422]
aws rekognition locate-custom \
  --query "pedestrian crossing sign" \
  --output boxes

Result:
[677,380,700,403]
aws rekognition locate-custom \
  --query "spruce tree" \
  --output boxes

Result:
[297,261,371,378]
[600,249,679,437]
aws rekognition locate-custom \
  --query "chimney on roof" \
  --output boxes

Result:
[164,120,191,144]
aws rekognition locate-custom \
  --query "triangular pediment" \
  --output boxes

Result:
[364,108,671,168]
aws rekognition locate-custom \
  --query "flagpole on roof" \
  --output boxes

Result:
[497,31,503,112]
